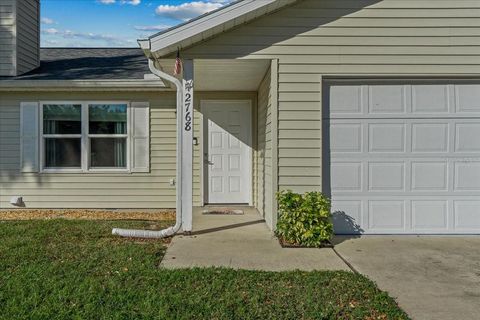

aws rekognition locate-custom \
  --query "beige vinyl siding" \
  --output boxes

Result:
[255,67,271,221]
[182,0,480,195]
[0,90,254,209]
[0,103,18,172]
[15,0,39,75]
[0,91,183,208]
[0,0,39,76]
[254,63,278,230]
[0,0,15,76]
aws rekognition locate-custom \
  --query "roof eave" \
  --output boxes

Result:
[0,79,170,91]
[138,38,152,57]
[145,0,297,58]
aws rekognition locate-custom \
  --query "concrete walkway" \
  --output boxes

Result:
[160,206,349,271]
[161,208,480,319]
[334,236,480,320]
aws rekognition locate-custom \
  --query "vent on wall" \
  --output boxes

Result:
[10,196,25,207]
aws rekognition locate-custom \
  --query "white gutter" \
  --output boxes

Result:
[0,79,167,92]
[112,59,183,238]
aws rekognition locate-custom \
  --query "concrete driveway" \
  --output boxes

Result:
[334,236,480,320]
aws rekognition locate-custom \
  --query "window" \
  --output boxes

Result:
[88,104,128,169]
[43,104,82,169]
[41,102,129,172]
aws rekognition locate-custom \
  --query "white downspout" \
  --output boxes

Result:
[112,59,184,239]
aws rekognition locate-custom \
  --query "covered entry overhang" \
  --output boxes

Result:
[154,59,271,91]
[118,0,287,237]
[144,55,276,234]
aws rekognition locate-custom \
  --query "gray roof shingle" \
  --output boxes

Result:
[3,48,149,80]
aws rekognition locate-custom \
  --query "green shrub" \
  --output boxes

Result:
[275,190,333,247]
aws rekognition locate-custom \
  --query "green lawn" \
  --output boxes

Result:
[0,220,409,319]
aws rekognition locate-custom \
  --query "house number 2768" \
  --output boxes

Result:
[184,80,193,132]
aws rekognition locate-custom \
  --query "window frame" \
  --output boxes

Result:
[39,101,131,173]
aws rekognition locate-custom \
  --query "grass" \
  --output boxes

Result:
[0,220,409,320]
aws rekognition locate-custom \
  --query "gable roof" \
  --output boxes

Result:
[139,0,299,57]
[2,48,150,81]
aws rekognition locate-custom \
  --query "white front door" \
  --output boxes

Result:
[203,100,252,204]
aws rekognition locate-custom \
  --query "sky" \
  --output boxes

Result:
[40,0,233,47]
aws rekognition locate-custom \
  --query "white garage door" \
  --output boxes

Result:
[325,81,480,234]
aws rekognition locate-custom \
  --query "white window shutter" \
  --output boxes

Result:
[20,102,40,173]
[130,102,150,172]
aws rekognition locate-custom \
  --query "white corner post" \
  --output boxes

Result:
[182,59,194,233]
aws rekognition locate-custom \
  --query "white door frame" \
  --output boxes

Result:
[200,100,253,206]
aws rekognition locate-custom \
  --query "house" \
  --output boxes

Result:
[1,0,480,235]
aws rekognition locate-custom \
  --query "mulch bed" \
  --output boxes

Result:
[278,237,334,249]
[0,209,175,221]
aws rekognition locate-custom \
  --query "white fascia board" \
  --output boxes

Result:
[148,0,295,56]
[138,39,151,51]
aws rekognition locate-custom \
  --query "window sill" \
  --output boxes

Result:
[87,168,131,174]
[41,169,132,174]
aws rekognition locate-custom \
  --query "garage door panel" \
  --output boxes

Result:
[455,85,480,113]
[332,197,480,233]
[368,200,406,231]
[330,123,362,152]
[369,123,406,152]
[368,162,405,191]
[411,161,448,191]
[412,123,449,152]
[412,200,448,231]
[454,201,480,230]
[327,84,480,119]
[331,162,362,191]
[412,84,451,114]
[369,85,408,114]
[329,119,479,156]
[329,85,364,114]
[454,162,480,191]
[327,81,480,234]
[332,200,363,235]
[455,123,480,152]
